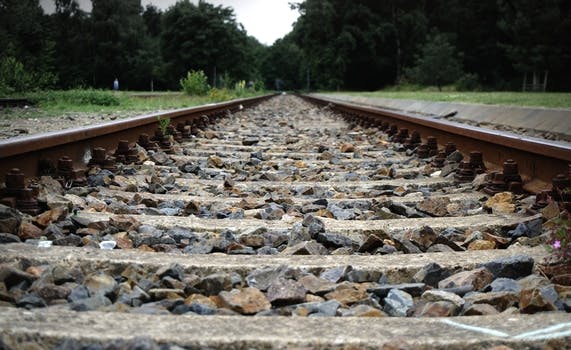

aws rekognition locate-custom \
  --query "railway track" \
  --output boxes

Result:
[0,94,570,349]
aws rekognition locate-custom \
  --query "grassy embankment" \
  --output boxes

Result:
[1,89,265,118]
[333,89,571,109]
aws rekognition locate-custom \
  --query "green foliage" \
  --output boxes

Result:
[0,56,57,95]
[545,211,571,263]
[208,88,236,102]
[156,116,171,136]
[406,33,464,91]
[180,70,210,96]
[455,73,482,91]
[233,80,247,97]
[30,89,120,106]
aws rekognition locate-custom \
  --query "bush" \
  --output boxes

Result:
[0,56,56,95]
[233,80,247,97]
[180,70,210,96]
[455,73,481,91]
[208,88,236,102]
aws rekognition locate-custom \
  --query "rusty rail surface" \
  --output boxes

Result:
[300,94,571,187]
[0,94,275,183]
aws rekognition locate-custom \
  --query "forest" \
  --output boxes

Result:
[0,0,570,94]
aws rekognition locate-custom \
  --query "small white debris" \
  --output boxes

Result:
[37,241,52,248]
[99,241,116,250]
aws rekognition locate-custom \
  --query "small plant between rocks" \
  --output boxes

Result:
[156,116,171,137]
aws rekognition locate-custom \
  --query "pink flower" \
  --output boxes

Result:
[553,240,561,249]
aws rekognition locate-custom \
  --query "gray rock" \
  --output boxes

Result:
[413,263,451,287]
[0,204,22,235]
[87,169,114,187]
[298,274,336,295]
[71,293,112,311]
[446,151,463,163]
[0,233,21,244]
[316,232,357,249]
[267,278,306,305]
[0,266,37,289]
[196,273,234,296]
[156,263,185,281]
[67,285,90,303]
[52,234,82,247]
[346,269,382,283]
[293,300,340,317]
[280,240,328,255]
[487,278,522,294]
[287,223,311,246]
[482,254,534,279]
[507,218,543,239]
[383,289,414,317]
[84,273,117,298]
[369,283,426,298]
[16,294,47,309]
[302,214,325,237]
[320,266,352,283]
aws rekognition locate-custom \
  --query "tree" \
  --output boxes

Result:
[0,0,57,93]
[407,32,463,91]
[91,0,147,89]
[50,0,92,88]
[498,0,571,91]
[161,0,260,89]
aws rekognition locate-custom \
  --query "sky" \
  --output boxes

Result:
[39,0,301,45]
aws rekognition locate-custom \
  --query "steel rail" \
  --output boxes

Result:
[300,94,571,186]
[0,94,276,182]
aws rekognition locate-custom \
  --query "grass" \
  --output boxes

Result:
[333,89,571,109]
[3,89,265,117]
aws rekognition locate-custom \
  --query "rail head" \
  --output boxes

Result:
[300,94,571,162]
[0,94,276,160]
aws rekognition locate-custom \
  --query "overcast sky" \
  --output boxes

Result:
[39,0,301,45]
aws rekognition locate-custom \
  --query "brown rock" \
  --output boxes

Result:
[421,290,465,309]
[207,155,224,168]
[203,131,218,139]
[438,267,494,291]
[462,303,500,316]
[35,284,71,302]
[219,287,271,315]
[35,207,67,228]
[468,239,496,250]
[403,226,437,249]
[484,192,515,214]
[416,198,451,217]
[340,143,355,153]
[184,294,218,308]
[298,274,336,295]
[114,232,133,249]
[294,160,308,168]
[305,294,325,303]
[149,288,185,300]
[342,304,386,317]
[414,301,459,317]
[464,292,519,312]
[324,283,368,306]
[18,222,43,240]
[0,204,22,235]
[520,286,558,313]
[109,215,140,231]
[541,201,561,220]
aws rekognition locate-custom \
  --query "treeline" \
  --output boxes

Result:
[271,0,571,91]
[0,0,265,93]
[1,0,570,94]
